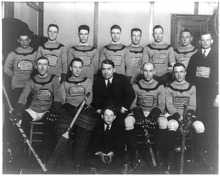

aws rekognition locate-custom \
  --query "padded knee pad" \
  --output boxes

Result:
[158,116,168,129]
[125,115,135,130]
[167,119,179,131]
[192,120,205,134]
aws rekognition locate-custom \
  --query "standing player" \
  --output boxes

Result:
[67,25,99,80]
[125,28,147,83]
[124,62,165,170]
[174,29,197,68]
[99,25,127,75]
[144,25,175,84]
[4,30,37,105]
[37,24,67,80]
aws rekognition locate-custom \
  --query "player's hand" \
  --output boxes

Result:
[107,151,114,164]
[95,151,106,164]
[120,107,128,114]
[96,109,102,114]
[213,94,219,107]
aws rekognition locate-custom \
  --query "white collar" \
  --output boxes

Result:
[105,77,113,85]
[104,124,111,130]
[202,48,211,56]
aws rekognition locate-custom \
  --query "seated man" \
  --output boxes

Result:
[89,105,124,173]
[124,62,165,169]
[157,63,205,173]
[13,56,60,165]
[48,58,97,172]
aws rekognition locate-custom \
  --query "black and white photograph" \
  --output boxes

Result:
[2,0,219,174]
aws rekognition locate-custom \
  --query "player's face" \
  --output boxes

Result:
[48,26,58,41]
[181,32,192,46]
[18,35,31,48]
[111,28,121,43]
[143,63,155,81]
[37,59,49,76]
[131,31,141,45]
[200,34,213,49]
[102,109,116,125]
[153,28,163,43]
[79,29,89,44]
[174,66,186,82]
[70,61,83,77]
[102,63,114,80]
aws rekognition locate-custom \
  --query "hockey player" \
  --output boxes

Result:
[67,25,99,80]
[125,28,147,83]
[157,63,205,173]
[124,62,165,170]
[4,30,37,105]
[37,24,67,80]
[49,58,97,172]
[143,25,175,85]
[12,56,60,166]
[99,25,127,75]
[174,29,197,68]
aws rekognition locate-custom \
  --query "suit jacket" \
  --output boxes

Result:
[92,73,135,110]
[90,119,124,156]
[186,48,218,105]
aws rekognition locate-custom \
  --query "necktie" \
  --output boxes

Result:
[107,79,111,88]
[105,124,110,132]
[203,49,206,57]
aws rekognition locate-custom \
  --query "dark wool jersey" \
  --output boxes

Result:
[37,41,68,76]
[99,43,127,75]
[174,45,197,68]
[54,76,92,107]
[18,74,60,113]
[4,47,37,89]
[165,81,196,116]
[143,43,175,77]
[125,45,147,80]
[132,79,165,112]
[67,45,99,79]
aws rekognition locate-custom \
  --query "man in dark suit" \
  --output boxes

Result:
[186,32,218,172]
[92,59,135,117]
[89,106,124,173]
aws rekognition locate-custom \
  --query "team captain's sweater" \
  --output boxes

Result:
[18,74,60,113]
[4,46,37,89]
[174,45,197,68]
[99,43,127,75]
[125,45,147,81]
[132,79,165,112]
[143,43,175,77]
[165,80,196,116]
[67,45,99,79]
[37,41,68,76]
[55,76,92,107]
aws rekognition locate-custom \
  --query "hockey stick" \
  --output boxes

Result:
[47,92,90,170]
[3,86,48,173]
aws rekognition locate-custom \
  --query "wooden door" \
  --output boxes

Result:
[171,14,211,48]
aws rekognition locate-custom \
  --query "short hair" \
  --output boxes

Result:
[110,25,121,32]
[153,25,164,33]
[173,63,186,71]
[36,56,49,64]
[101,105,117,116]
[78,25,90,33]
[18,29,32,39]
[131,28,142,35]
[47,24,59,32]
[142,62,155,70]
[70,58,84,67]
[200,31,213,39]
[180,28,192,36]
[101,59,115,68]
